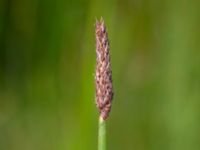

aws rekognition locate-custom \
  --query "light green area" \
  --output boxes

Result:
[98,117,106,150]
[0,0,200,150]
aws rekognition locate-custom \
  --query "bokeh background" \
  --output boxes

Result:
[0,0,200,150]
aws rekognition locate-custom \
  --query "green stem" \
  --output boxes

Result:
[98,116,106,150]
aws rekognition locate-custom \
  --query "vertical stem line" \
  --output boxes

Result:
[98,116,106,150]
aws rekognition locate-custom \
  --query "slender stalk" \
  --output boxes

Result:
[98,116,106,150]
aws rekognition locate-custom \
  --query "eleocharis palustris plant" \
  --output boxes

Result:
[95,18,114,150]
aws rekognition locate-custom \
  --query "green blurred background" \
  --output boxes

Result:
[0,0,200,150]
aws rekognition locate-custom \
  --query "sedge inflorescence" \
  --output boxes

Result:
[95,18,114,120]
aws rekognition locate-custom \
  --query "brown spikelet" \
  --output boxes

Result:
[95,18,114,120]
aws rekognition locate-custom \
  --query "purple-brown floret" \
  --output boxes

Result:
[95,18,114,120]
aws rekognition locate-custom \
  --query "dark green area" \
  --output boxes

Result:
[0,0,200,149]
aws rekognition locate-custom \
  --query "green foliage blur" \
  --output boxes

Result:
[0,0,200,149]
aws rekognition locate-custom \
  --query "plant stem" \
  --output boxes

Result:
[98,116,106,150]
